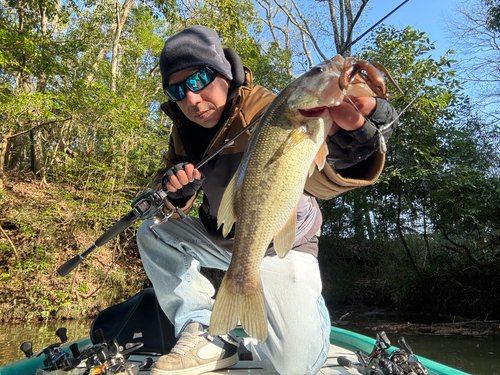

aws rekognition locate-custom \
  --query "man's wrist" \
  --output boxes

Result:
[326,97,399,170]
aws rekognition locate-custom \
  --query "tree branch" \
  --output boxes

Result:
[440,225,478,264]
[5,117,72,140]
[0,222,19,260]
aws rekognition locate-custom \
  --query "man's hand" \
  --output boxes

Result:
[325,96,399,170]
[162,163,204,200]
[327,96,377,140]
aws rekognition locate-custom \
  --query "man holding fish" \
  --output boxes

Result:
[137,25,399,375]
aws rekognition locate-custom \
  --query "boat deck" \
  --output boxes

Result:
[130,338,360,374]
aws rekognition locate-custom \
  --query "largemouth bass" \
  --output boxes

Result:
[210,55,378,342]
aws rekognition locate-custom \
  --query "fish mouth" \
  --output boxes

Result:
[298,106,327,118]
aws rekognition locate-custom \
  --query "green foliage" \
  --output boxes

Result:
[319,26,500,317]
[0,177,148,321]
[485,0,500,32]
[164,0,293,92]
[0,0,498,321]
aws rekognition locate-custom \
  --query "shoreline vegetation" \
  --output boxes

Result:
[0,176,149,322]
[1,176,499,337]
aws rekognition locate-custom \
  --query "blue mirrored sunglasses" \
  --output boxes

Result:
[164,67,218,102]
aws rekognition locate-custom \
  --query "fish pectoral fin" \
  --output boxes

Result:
[310,141,329,176]
[210,275,268,343]
[266,127,310,168]
[273,207,297,258]
[218,172,238,237]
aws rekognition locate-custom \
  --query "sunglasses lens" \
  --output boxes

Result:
[186,68,215,92]
[165,85,185,101]
[164,68,217,101]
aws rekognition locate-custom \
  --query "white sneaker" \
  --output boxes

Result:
[151,322,239,375]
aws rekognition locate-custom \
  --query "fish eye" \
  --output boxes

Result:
[311,66,324,75]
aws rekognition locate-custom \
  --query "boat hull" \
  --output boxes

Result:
[0,327,471,375]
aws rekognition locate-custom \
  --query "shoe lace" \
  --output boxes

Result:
[171,330,209,356]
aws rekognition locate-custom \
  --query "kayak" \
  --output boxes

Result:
[0,326,470,375]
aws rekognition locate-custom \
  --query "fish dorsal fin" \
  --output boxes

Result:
[309,141,329,177]
[273,206,297,258]
[217,171,238,238]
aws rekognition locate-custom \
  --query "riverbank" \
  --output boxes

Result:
[0,176,149,322]
[331,307,500,337]
[1,176,499,327]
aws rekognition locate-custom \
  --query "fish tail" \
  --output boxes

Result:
[210,275,268,343]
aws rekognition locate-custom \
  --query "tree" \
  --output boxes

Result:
[0,0,294,189]
[254,0,370,71]
[319,25,500,313]
[485,0,500,31]
[446,0,500,122]
[0,0,71,185]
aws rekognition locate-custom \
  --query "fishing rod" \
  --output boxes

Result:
[339,0,411,55]
[56,115,263,277]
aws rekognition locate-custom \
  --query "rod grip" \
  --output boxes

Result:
[57,253,85,277]
[337,356,353,367]
[57,212,136,277]
[94,212,135,247]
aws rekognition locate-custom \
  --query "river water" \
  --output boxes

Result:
[0,320,499,374]
[0,319,93,367]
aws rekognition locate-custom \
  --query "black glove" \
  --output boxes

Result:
[162,162,204,200]
[327,98,399,170]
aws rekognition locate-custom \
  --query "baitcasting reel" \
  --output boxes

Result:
[337,331,428,375]
[21,327,152,375]
[77,329,152,375]
[131,188,170,223]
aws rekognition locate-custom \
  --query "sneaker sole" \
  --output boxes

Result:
[150,353,239,375]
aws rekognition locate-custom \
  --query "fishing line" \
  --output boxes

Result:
[343,93,419,153]
[340,0,411,55]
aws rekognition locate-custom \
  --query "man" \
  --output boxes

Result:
[137,25,398,375]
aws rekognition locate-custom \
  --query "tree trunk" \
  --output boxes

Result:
[30,128,44,176]
[422,199,432,261]
[0,134,11,189]
[396,178,425,285]
[8,135,23,172]
[110,0,135,92]
[258,0,368,68]
[352,192,365,240]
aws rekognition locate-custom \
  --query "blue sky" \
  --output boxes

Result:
[359,0,456,58]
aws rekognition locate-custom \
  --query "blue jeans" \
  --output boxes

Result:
[137,216,330,375]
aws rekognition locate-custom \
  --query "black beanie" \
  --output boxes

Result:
[160,26,233,89]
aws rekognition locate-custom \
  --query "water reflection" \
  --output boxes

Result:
[1,320,499,375]
[0,320,93,366]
